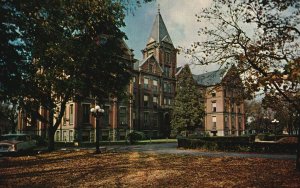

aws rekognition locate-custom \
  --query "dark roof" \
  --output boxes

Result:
[193,69,227,86]
[147,12,173,45]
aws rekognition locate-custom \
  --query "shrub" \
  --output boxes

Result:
[31,135,47,146]
[177,137,297,154]
[126,131,146,144]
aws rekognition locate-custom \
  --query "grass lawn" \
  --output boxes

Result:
[0,150,299,187]
[54,138,177,148]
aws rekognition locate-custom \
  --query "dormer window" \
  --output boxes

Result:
[211,91,216,97]
[149,64,154,72]
[165,52,170,64]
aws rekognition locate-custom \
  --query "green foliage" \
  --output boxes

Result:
[171,65,205,135]
[126,131,146,144]
[0,0,139,150]
[0,102,18,133]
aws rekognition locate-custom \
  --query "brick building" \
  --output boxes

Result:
[17,9,245,142]
[131,8,177,138]
[193,67,246,136]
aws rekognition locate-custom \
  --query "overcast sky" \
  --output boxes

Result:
[122,0,216,74]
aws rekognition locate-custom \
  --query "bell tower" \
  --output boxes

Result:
[142,6,177,78]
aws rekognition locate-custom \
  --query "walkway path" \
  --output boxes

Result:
[110,143,296,160]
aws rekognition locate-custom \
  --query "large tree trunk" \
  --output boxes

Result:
[47,107,55,152]
[48,127,55,152]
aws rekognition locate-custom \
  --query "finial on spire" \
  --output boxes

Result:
[158,3,160,14]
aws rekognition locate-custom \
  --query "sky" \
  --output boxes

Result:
[122,0,216,74]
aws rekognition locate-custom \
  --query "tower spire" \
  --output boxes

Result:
[147,5,173,46]
[158,3,160,14]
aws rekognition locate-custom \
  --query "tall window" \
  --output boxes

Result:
[56,131,60,141]
[164,66,170,77]
[153,96,158,107]
[144,77,149,89]
[82,104,90,123]
[144,95,149,107]
[69,130,73,142]
[153,79,158,92]
[69,104,74,124]
[164,82,171,93]
[231,115,235,128]
[168,98,172,105]
[164,82,168,92]
[63,131,67,142]
[153,113,159,127]
[119,107,127,125]
[224,116,228,127]
[163,97,171,105]
[165,52,170,64]
[144,112,149,127]
[231,115,236,135]
[168,84,172,93]
[212,116,217,130]
[238,117,242,129]
[212,101,217,112]
[103,106,110,127]
[231,103,234,112]
[237,105,241,113]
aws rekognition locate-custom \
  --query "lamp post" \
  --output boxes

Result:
[272,119,279,131]
[90,105,104,153]
[272,119,279,135]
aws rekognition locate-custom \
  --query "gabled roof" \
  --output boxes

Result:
[147,10,173,46]
[134,54,163,73]
[193,69,228,86]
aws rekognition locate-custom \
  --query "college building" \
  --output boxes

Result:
[17,9,245,142]
[193,67,246,136]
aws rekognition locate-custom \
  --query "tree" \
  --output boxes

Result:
[171,65,205,136]
[0,102,18,134]
[187,0,300,170]
[0,0,138,151]
[262,95,299,135]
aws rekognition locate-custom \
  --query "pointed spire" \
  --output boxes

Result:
[147,6,173,46]
[158,3,160,14]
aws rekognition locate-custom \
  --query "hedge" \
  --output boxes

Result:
[177,138,297,154]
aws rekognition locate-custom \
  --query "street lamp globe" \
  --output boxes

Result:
[90,108,95,113]
[95,105,101,111]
